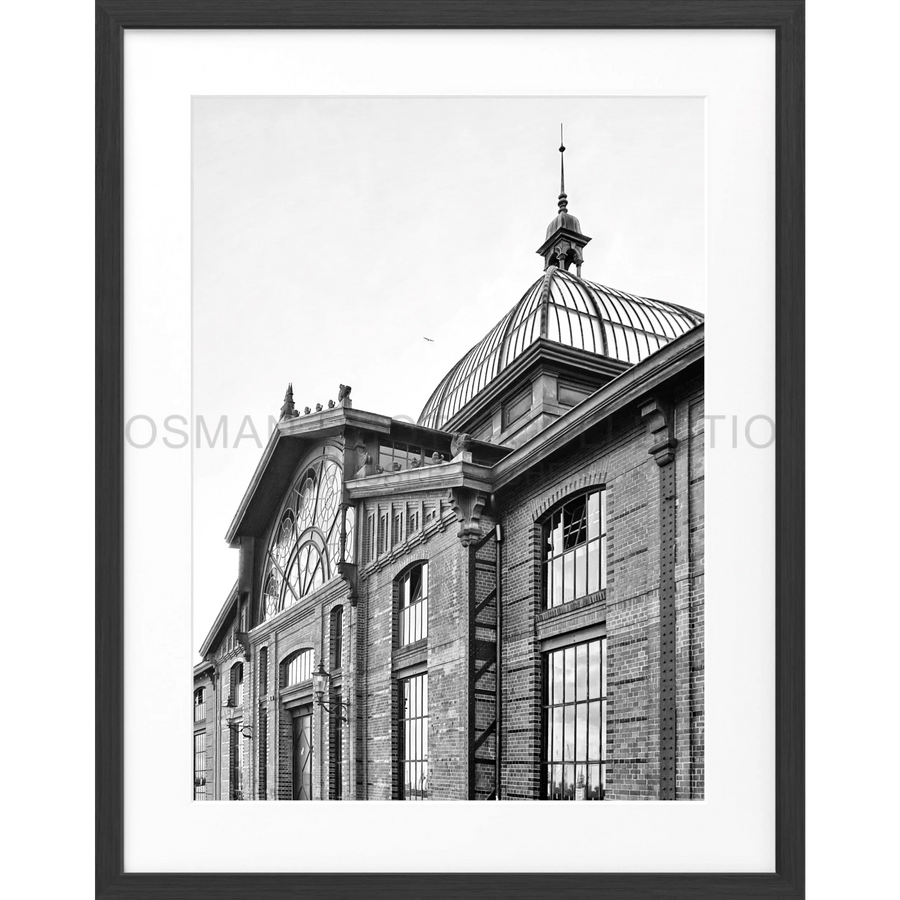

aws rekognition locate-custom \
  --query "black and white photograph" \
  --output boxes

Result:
[190,97,706,802]
[92,10,808,900]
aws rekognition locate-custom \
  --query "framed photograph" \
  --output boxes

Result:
[97,1,804,897]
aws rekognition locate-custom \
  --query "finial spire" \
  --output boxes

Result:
[280,382,299,420]
[536,125,591,274]
[558,124,568,212]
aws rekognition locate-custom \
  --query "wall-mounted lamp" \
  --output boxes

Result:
[312,659,350,722]
[223,699,252,739]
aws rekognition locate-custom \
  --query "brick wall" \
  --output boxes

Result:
[358,493,472,800]
[497,375,704,800]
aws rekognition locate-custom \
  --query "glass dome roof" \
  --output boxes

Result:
[418,267,703,430]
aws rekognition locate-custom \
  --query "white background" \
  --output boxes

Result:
[125,31,775,872]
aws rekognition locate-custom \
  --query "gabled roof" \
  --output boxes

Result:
[198,580,239,659]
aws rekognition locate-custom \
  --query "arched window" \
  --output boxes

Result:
[542,489,607,609]
[282,649,313,688]
[259,453,354,623]
[398,563,428,647]
[193,687,206,722]
[229,663,244,708]
[330,606,344,669]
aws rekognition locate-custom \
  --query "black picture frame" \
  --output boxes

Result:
[96,2,804,897]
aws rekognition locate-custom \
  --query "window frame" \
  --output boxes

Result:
[540,634,607,801]
[193,732,206,801]
[330,606,343,670]
[281,649,313,689]
[541,487,607,610]
[398,671,429,801]
[193,687,206,722]
[397,562,429,648]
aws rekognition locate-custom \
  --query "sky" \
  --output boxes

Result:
[192,96,705,657]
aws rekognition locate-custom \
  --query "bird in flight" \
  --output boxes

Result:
[423,337,434,342]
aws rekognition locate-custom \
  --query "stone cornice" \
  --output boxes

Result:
[490,326,703,491]
[345,459,493,500]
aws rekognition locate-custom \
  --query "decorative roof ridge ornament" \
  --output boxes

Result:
[558,123,568,213]
[536,124,591,276]
[280,382,300,420]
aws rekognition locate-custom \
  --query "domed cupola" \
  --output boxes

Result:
[417,129,703,438]
[536,127,591,276]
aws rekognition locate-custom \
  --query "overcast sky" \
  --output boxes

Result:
[192,96,705,657]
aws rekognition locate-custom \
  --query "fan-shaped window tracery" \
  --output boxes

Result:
[259,453,351,623]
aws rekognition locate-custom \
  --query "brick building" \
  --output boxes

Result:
[193,167,704,802]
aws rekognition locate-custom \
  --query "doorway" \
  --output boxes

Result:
[292,709,312,800]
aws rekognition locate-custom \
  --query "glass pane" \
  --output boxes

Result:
[588,492,600,539]
[589,641,601,698]
[589,764,601,800]
[563,551,575,603]
[551,515,563,556]
[601,699,607,760]
[564,705,575,760]
[601,637,608,697]
[552,557,563,608]
[553,651,565,707]
[564,764,575,800]
[600,490,607,535]
[576,643,588,701]
[552,706,563,760]
[575,764,588,800]
[600,535,607,589]
[575,545,587,599]
[588,700,601,758]
[564,647,575,703]
[552,764,562,800]
[575,703,587,760]
[588,539,600,594]
[545,562,553,608]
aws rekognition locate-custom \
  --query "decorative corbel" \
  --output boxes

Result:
[641,398,677,466]
[448,486,487,547]
[337,561,359,607]
[235,631,251,660]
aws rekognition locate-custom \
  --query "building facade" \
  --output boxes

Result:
[193,173,705,802]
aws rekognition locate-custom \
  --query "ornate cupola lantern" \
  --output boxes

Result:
[536,126,591,276]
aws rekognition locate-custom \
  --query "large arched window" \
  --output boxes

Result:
[259,452,355,623]
[542,489,607,609]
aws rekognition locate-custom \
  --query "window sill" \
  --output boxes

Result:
[537,590,605,623]
[393,639,427,671]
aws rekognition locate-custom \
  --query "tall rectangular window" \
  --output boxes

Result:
[330,690,343,801]
[230,663,244,707]
[330,607,343,669]
[258,647,268,800]
[543,489,607,609]
[193,733,206,800]
[193,687,206,722]
[541,636,607,800]
[400,672,428,800]
[230,727,244,800]
[399,563,428,646]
